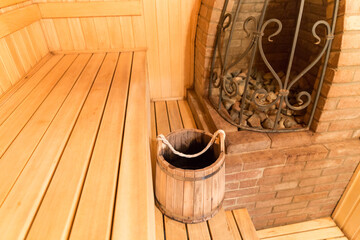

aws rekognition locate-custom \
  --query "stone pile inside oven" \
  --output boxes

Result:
[220,69,309,130]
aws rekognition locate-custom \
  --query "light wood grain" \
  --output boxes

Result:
[0,0,27,8]
[233,209,259,240]
[39,1,141,18]
[262,227,344,240]
[164,216,188,240]
[258,217,336,239]
[112,51,155,240]
[0,5,41,38]
[333,165,360,240]
[208,208,236,240]
[69,52,132,240]
[187,222,211,240]
[0,53,103,239]
[226,211,243,240]
[27,53,118,240]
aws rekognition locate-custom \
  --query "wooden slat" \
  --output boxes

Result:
[0,53,105,239]
[262,227,344,240]
[0,5,41,38]
[0,54,92,205]
[233,209,259,240]
[178,100,197,129]
[69,52,132,240]
[0,54,76,157]
[111,51,155,240]
[208,209,237,240]
[38,1,141,18]
[155,208,165,240]
[167,101,183,131]
[164,216,188,240]
[226,211,243,240]
[155,101,171,135]
[0,54,62,125]
[0,53,52,104]
[257,217,336,239]
[187,221,211,240]
[0,0,27,8]
[27,53,118,240]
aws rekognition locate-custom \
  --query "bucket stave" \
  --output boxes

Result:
[155,129,225,223]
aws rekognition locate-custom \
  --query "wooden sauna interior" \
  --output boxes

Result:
[0,0,359,239]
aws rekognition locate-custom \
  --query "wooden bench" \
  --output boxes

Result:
[0,51,155,239]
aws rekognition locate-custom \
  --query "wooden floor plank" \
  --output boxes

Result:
[167,101,183,131]
[226,211,243,240]
[164,216,188,240]
[233,209,259,240]
[155,101,171,135]
[178,100,197,129]
[0,53,106,239]
[0,54,77,158]
[155,208,165,240]
[262,227,344,240]
[112,51,155,240]
[208,209,236,240]
[187,221,211,240]
[0,53,53,104]
[257,217,336,239]
[0,54,92,204]
[69,52,132,240]
[0,54,63,125]
[26,53,119,240]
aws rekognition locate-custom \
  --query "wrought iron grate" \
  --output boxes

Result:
[208,0,339,132]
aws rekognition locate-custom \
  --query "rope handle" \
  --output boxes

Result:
[157,130,226,159]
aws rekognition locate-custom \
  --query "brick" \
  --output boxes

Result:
[308,197,340,207]
[325,67,355,83]
[337,96,360,109]
[225,154,243,174]
[263,163,305,176]
[326,139,360,158]
[329,188,345,198]
[252,212,288,225]
[312,131,353,143]
[256,197,292,208]
[226,131,271,154]
[248,207,272,216]
[308,209,334,219]
[259,181,298,193]
[276,187,314,198]
[223,199,236,208]
[293,192,329,203]
[299,175,337,187]
[225,169,263,182]
[287,206,320,217]
[314,181,349,192]
[274,214,308,226]
[337,173,354,182]
[268,132,313,149]
[240,149,286,170]
[328,118,360,131]
[322,82,360,98]
[304,158,343,170]
[239,179,257,188]
[236,193,276,205]
[225,182,239,191]
[317,108,360,122]
[225,187,259,199]
[311,121,330,133]
[273,201,308,213]
[345,16,360,31]
[282,170,322,182]
[257,176,282,186]
[283,145,328,163]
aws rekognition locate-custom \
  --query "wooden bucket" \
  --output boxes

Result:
[155,129,225,223]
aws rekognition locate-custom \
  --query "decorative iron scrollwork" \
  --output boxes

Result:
[208,0,340,132]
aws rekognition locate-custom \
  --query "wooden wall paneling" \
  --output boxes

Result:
[120,17,135,49]
[168,0,182,98]
[53,19,75,51]
[93,17,111,49]
[0,4,41,39]
[142,0,161,98]
[155,0,172,98]
[19,27,39,63]
[38,1,142,18]
[27,21,49,58]
[333,165,360,240]
[41,19,60,51]
[132,15,147,48]
[0,0,27,8]
[106,17,124,49]
[80,18,99,50]
[0,39,21,84]
[66,18,86,50]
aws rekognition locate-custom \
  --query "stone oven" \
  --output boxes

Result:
[192,0,360,229]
